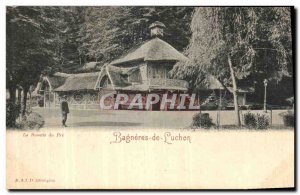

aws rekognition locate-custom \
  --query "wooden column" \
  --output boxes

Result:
[243,93,246,106]
[54,92,56,107]
[43,92,46,108]
[48,92,51,107]
[84,93,88,109]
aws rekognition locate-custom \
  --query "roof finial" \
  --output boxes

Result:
[149,21,166,38]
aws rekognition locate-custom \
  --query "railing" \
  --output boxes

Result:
[147,78,189,89]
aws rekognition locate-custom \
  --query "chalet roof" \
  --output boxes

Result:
[32,73,68,96]
[111,37,188,65]
[77,62,102,71]
[106,65,132,88]
[35,61,190,93]
[47,74,68,90]
[54,72,99,92]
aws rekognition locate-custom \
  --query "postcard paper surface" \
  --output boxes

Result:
[6,6,295,189]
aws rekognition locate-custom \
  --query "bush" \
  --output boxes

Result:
[192,113,214,129]
[244,112,270,130]
[256,114,270,129]
[244,112,257,129]
[281,111,294,127]
[19,112,45,129]
[6,102,21,127]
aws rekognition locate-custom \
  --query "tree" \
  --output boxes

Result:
[6,6,194,126]
[57,7,86,72]
[78,6,194,66]
[7,6,63,123]
[172,7,292,126]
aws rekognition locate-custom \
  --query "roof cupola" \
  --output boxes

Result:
[149,21,166,38]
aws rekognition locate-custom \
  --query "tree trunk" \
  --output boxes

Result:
[22,86,29,116]
[7,85,17,127]
[28,91,32,109]
[17,88,22,105]
[228,55,241,127]
[8,85,16,104]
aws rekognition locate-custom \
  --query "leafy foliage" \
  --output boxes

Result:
[244,112,257,129]
[7,6,67,118]
[280,111,294,127]
[171,7,292,126]
[79,6,193,66]
[6,6,293,127]
[172,7,292,89]
[6,6,194,126]
[6,102,21,127]
[57,7,86,72]
[19,112,45,129]
[7,6,64,88]
[192,113,214,129]
[244,112,270,129]
[256,114,270,129]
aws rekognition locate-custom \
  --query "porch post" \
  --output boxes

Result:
[243,93,246,106]
[44,92,46,108]
[54,92,56,107]
[84,94,88,109]
[48,92,50,107]
[217,87,222,128]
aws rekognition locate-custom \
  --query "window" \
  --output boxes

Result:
[121,74,129,82]
[129,71,141,83]
[152,66,166,79]
[74,93,83,102]
[99,76,111,88]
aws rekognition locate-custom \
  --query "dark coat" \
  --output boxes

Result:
[61,101,69,114]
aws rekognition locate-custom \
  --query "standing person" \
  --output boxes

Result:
[61,95,69,127]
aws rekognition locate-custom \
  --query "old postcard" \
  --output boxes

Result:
[6,6,295,189]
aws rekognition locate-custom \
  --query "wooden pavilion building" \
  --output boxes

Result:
[33,21,190,110]
[32,21,253,110]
